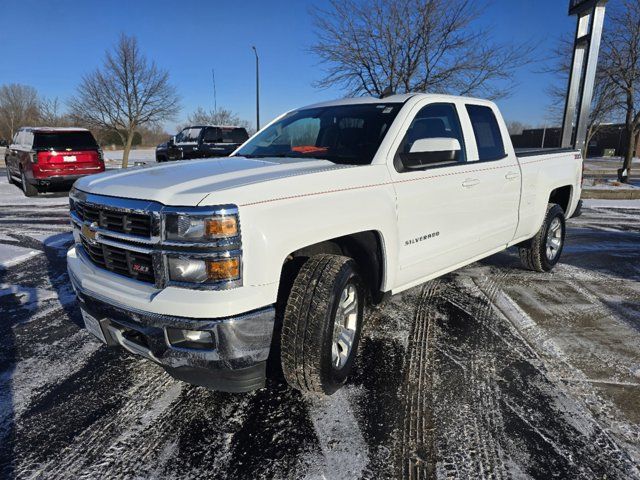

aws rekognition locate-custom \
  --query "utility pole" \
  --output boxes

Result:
[252,46,260,131]
[617,126,623,157]
[211,68,217,113]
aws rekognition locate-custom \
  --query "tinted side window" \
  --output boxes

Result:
[396,103,466,171]
[227,128,249,143]
[466,105,505,161]
[203,128,221,143]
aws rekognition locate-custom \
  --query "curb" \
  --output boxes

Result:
[581,188,640,200]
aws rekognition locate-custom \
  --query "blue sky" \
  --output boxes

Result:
[0,0,577,131]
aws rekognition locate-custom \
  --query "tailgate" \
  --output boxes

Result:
[36,150,104,175]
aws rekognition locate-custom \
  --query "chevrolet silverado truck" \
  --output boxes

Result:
[67,94,582,394]
[155,125,250,162]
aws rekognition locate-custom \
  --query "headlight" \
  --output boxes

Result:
[168,256,241,284]
[164,213,239,242]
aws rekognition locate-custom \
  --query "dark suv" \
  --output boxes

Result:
[156,125,249,162]
[5,127,104,197]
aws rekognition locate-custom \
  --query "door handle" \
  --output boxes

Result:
[505,171,520,180]
[462,178,480,188]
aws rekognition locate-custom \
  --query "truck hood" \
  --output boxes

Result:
[74,156,349,206]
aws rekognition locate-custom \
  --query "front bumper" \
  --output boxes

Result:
[69,269,276,393]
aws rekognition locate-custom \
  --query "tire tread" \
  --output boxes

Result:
[519,203,564,272]
[281,254,356,394]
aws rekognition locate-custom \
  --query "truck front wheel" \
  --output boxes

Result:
[519,203,566,272]
[281,254,365,395]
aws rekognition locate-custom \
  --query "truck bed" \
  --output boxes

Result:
[515,147,577,158]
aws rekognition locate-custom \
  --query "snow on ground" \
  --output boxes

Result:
[103,148,156,168]
[583,198,640,209]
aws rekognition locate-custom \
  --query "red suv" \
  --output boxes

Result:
[5,127,105,197]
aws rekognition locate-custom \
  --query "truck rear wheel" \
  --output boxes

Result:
[5,166,14,185]
[281,254,364,395]
[519,204,566,272]
[21,170,38,197]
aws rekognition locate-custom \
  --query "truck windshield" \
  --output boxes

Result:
[235,104,402,165]
[175,128,202,144]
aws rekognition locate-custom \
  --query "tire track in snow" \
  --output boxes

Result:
[397,280,440,479]
[305,388,369,479]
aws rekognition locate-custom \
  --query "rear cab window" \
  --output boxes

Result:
[465,104,506,161]
[33,131,98,151]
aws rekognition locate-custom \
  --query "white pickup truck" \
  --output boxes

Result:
[67,94,582,394]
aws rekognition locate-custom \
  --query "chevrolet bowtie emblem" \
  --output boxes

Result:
[81,223,98,242]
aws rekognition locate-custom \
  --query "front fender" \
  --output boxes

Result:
[239,183,399,296]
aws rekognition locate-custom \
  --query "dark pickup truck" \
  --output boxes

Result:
[156,125,249,162]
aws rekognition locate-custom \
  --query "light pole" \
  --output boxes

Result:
[617,126,623,157]
[252,46,260,131]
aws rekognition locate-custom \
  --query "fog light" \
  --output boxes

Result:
[166,328,215,350]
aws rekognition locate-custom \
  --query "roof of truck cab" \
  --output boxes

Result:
[299,93,494,110]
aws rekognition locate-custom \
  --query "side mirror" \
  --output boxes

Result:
[400,137,462,170]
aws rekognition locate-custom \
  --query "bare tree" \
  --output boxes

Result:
[506,121,532,136]
[545,37,620,159]
[0,84,40,141]
[601,0,640,181]
[40,97,72,127]
[69,34,180,168]
[311,0,534,99]
[185,107,253,132]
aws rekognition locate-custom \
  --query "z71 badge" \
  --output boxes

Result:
[405,231,440,246]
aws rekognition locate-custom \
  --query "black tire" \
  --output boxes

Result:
[281,254,365,395]
[20,170,38,197]
[519,204,566,272]
[5,165,13,185]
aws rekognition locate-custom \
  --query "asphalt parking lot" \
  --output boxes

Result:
[0,169,639,479]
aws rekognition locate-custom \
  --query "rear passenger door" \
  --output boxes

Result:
[462,103,520,253]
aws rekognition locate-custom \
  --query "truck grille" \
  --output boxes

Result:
[75,201,152,238]
[80,237,155,284]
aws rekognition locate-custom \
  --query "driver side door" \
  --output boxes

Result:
[390,101,489,290]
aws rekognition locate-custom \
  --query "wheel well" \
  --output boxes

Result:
[280,231,386,304]
[549,186,572,213]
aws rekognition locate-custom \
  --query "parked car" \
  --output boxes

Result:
[155,125,249,162]
[0,139,7,164]
[67,94,582,395]
[5,127,104,197]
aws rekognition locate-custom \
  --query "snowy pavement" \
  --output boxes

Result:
[0,169,639,479]
[102,148,157,169]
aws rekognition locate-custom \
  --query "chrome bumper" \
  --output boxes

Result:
[68,269,275,392]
